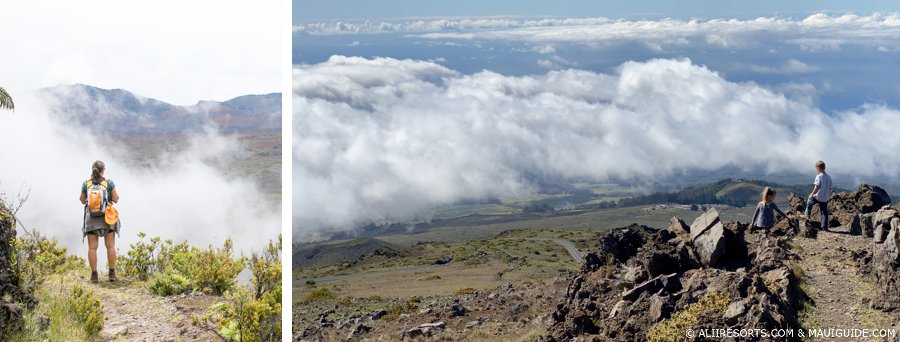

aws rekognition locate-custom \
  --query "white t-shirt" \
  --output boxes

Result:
[814,172,833,202]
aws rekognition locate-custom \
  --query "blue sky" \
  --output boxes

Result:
[295,0,900,22]
[294,0,900,237]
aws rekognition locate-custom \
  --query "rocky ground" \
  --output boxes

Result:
[295,185,900,341]
[56,273,220,341]
[295,279,567,341]
[546,184,900,341]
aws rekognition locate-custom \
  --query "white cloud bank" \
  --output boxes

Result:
[0,93,281,255]
[294,56,900,241]
[295,13,900,52]
[0,0,280,105]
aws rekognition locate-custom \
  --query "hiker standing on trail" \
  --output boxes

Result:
[751,187,787,235]
[79,160,121,283]
[803,160,833,230]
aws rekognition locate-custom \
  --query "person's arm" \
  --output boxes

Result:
[810,175,821,198]
[110,188,120,204]
[79,182,87,204]
[774,203,786,218]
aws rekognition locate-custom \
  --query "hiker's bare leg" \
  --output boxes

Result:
[87,234,99,271]
[104,232,117,270]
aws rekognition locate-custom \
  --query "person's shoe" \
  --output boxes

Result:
[108,269,117,282]
[90,271,99,284]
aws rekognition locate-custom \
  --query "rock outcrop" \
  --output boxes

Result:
[1,201,27,336]
[546,184,900,341]
[546,208,801,341]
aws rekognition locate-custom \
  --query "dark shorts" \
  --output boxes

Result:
[86,227,116,237]
[82,209,120,241]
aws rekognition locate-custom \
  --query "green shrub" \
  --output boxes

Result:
[11,234,84,295]
[453,287,478,295]
[190,238,244,295]
[301,288,337,304]
[304,280,316,286]
[67,286,104,337]
[118,232,161,280]
[647,291,730,342]
[119,233,244,296]
[202,236,282,342]
[383,301,418,321]
[148,271,191,296]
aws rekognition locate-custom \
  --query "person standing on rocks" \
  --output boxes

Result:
[80,160,121,283]
[803,160,833,229]
[752,187,787,235]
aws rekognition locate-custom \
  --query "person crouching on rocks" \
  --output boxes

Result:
[751,187,787,235]
[80,160,121,283]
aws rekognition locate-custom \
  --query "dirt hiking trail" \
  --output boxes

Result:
[792,225,896,338]
[49,273,220,341]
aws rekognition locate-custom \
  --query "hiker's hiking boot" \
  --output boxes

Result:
[90,271,99,284]
[109,269,117,282]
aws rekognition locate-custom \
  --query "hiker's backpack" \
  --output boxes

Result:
[86,179,109,217]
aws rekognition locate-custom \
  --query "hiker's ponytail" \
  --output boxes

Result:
[91,160,105,185]
[761,187,775,204]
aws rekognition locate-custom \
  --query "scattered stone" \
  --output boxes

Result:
[433,255,453,265]
[667,217,690,236]
[347,324,371,339]
[724,301,747,324]
[370,309,387,321]
[608,300,626,319]
[400,322,446,340]
[451,302,467,317]
[689,208,726,266]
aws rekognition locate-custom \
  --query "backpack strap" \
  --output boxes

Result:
[100,179,109,189]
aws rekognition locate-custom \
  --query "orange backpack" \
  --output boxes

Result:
[86,179,109,217]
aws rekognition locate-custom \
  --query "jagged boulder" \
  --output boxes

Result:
[829,184,892,230]
[667,217,690,236]
[873,207,898,243]
[830,184,892,215]
[597,225,649,263]
[690,208,726,266]
[857,216,900,312]
[884,218,900,264]
[860,213,876,238]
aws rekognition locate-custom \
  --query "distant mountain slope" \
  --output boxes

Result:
[36,84,280,134]
[293,238,398,269]
[618,178,825,207]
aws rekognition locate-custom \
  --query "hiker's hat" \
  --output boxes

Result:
[104,205,119,225]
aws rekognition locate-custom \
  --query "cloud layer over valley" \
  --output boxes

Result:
[0,92,281,254]
[294,56,900,241]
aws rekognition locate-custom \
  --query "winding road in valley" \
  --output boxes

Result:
[525,238,582,262]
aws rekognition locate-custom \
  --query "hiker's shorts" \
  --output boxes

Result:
[82,209,120,241]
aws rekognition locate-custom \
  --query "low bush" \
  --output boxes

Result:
[453,287,478,295]
[119,233,244,296]
[203,236,281,342]
[67,286,104,337]
[302,288,337,304]
[647,291,730,342]
[148,271,191,296]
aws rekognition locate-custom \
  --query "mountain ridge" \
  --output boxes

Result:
[35,84,281,134]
